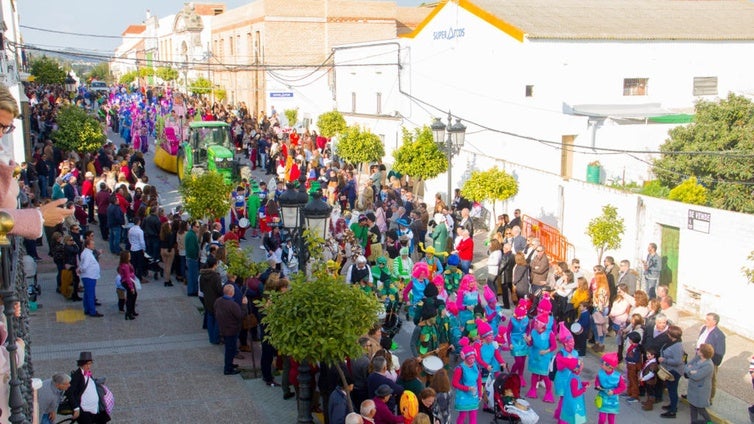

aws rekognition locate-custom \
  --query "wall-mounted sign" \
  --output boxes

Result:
[269,92,293,98]
[688,209,710,233]
[433,26,465,40]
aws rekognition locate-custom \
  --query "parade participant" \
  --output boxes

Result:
[553,322,580,423]
[230,185,248,239]
[455,275,480,338]
[347,255,373,287]
[475,276,501,327]
[432,274,448,303]
[594,352,626,424]
[373,257,398,301]
[535,293,555,332]
[525,312,556,402]
[412,283,441,357]
[403,262,431,320]
[443,254,463,295]
[560,357,588,424]
[429,213,449,258]
[396,219,414,253]
[452,338,482,424]
[474,319,505,384]
[435,301,460,364]
[418,244,445,278]
[392,247,413,285]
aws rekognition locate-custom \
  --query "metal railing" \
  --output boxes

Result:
[521,214,575,263]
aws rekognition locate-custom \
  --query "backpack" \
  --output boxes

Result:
[52,243,66,265]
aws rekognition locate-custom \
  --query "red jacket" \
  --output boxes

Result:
[373,396,403,424]
[456,237,474,261]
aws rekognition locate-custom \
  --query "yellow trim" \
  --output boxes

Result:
[400,0,525,43]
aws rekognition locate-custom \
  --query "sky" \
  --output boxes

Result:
[18,0,427,56]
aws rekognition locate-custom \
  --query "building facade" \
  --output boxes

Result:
[1,0,30,163]
[332,0,754,336]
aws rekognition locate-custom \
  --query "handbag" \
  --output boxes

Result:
[133,277,142,291]
[243,312,258,330]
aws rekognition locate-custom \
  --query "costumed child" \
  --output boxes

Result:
[432,274,448,303]
[476,276,503,329]
[452,337,483,424]
[418,244,446,278]
[412,283,441,357]
[534,292,555,332]
[594,352,626,424]
[507,301,530,386]
[443,254,463,295]
[553,322,580,423]
[640,347,659,411]
[574,302,591,357]
[403,262,431,320]
[436,300,460,364]
[525,312,556,402]
[373,256,399,302]
[560,356,589,424]
[455,274,481,338]
[392,247,413,285]
[474,319,506,413]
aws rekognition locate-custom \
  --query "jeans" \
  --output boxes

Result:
[23,238,39,259]
[82,277,98,316]
[146,236,160,260]
[223,335,239,373]
[646,278,659,299]
[664,370,680,412]
[186,258,199,295]
[460,259,472,274]
[206,312,220,344]
[130,250,146,279]
[260,152,267,170]
[108,227,121,254]
[38,175,48,199]
[41,414,53,424]
[261,330,277,382]
[177,255,186,280]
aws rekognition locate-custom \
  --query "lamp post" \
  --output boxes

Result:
[0,211,27,424]
[278,186,331,423]
[431,111,467,204]
[64,74,76,99]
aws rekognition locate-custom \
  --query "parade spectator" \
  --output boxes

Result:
[643,243,661,298]
[65,352,110,423]
[685,343,715,423]
[215,284,247,375]
[658,325,684,418]
[695,312,726,403]
[38,373,72,424]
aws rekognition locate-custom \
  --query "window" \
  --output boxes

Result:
[693,77,718,96]
[376,92,382,115]
[623,78,648,96]
[229,36,234,55]
[525,85,534,97]
[351,92,357,113]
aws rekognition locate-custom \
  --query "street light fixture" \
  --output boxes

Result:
[302,191,332,240]
[431,111,467,204]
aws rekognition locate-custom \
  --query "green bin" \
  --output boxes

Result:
[586,165,601,184]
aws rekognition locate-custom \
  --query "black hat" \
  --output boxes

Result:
[627,331,642,344]
[423,282,439,298]
[77,351,94,364]
[366,212,376,222]
[375,384,393,397]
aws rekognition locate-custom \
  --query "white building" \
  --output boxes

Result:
[1,0,29,163]
[332,0,754,337]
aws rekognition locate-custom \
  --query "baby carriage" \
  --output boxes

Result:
[380,298,403,349]
[143,252,164,280]
[493,372,539,424]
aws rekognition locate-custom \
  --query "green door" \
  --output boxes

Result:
[660,225,680,299]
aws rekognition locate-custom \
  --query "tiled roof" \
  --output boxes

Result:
[122,24,146,36]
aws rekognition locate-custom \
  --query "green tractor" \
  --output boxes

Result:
[176,121,250,185]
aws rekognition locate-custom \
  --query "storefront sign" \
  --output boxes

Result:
[433,26,465,40]
[269,92,293,98]
[688,209,710,233]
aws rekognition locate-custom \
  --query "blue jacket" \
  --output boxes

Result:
[107,203,125,228]
[700,326,726,366]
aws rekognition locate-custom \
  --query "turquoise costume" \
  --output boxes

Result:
[528,330,554,376]
[479,342,503,372]
[554,348,580,396]
[562,375,588,424]
[596,369,621,414]
[458,290,478,337]
[510,317,530,357]
[454,362,480,411]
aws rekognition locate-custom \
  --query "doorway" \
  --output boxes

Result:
[660,225,680,299]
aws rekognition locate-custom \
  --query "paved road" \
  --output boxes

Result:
[28,134,753,423]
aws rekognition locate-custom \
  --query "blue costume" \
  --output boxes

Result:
[510,317,530,357]
[562,374,588,424]
[596,369,621,414]
[454,362,480,411]
[528,330,554,376]
[554,348,580,396]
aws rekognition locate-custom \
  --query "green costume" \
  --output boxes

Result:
[373,257,399,302]
[392,253,413,282]
[444,268,462,294]
[430,222,449,255]
[247,191,261,228]
[349,223,368,248]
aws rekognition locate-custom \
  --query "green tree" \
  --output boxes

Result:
[213,86,227,103]
[316,111,347,138]
[156,66,179,82]
[138,67,155,77]
[741,251,754,284]
[190,77,212,96]
[668,176,708,205]
[653,93,754,213]
[336,125,385,172]
[225,240,268,280]
[119,70,138,85]
[262,269,381,413]
[30,56,66,84]
[585,204,626,264]
[178,172,232,220]
[50,106,106,154]
[392,126,448,194]
[284,108,299,127]
[460,167,518,218]
[640,180,670,198]
[87,62,111,83]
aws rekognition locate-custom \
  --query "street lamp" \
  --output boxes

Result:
[431,111,467,204]
[64,74,76,96]
[302,191,332,240]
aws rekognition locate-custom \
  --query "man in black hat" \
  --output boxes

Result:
[65,352,110,423]
[372,384,403,423]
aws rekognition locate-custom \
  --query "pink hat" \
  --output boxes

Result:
[412,262,430,279]
[460,274,477,291]
[476,319,493,338]
[432,274,444,288]
[538,294,552,313]
[557,321,574,343]
[514,305,528,319]
[557,356,580,371]
[518,297,532,311]
[459,337,476,359]
[535,312,549,325]
[602,352,619,367]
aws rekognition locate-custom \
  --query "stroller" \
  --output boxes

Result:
[380,298,403,349]
[493,372,539,424]
[143,252,164,280]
